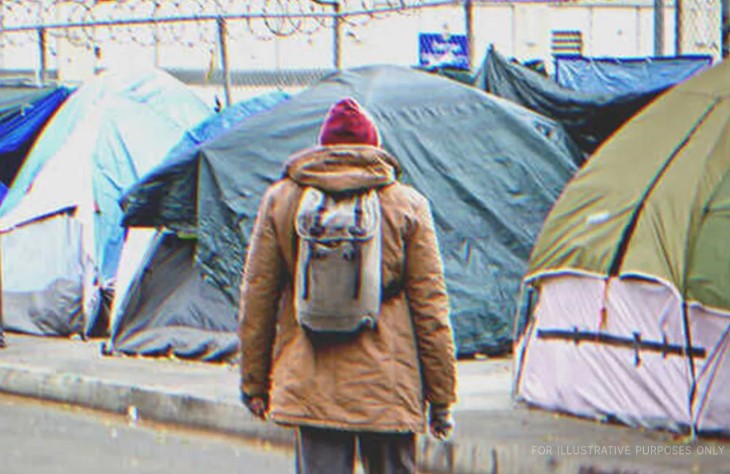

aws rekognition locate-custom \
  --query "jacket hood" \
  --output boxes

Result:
[284,145,401,193]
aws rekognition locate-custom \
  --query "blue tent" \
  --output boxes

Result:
[0,81,72,187]
[555,55,712,95]
[0,68,211,337]
[176,90,291,152]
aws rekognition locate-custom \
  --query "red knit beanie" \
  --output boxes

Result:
[318,97,380,147]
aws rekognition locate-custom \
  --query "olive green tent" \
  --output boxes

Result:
[514,60,730,435]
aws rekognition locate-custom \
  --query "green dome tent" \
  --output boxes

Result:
[515,60,730,435]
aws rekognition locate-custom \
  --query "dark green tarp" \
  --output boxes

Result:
[122,65,582,356]
[473,47,669,155]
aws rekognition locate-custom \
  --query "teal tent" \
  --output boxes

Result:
[106,92,291,361]
[0,68,211,337]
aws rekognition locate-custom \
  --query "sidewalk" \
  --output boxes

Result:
[0,334,728,474]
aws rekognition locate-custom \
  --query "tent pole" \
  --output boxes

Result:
[216,17,232,108]
[512,284,537,398]
[681,301,698,438]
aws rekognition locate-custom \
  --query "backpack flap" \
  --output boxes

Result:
[294,187,382,333]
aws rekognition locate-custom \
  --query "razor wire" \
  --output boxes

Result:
[0,0,436,48]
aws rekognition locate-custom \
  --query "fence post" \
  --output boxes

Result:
[37,26,47,84]
[675,0,683,54]
[654,0,665,56]
[464,0,474,70]
[334,2,341,70]
[312,0,341,70]
[153,1,161,67]
[216,16,232,108]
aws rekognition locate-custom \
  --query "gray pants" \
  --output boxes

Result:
[295,426,416,474]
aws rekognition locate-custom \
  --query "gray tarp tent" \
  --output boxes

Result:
[122,65,583,356]
[105,230,238,361]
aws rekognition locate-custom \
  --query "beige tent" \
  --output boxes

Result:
[514,59,730,435]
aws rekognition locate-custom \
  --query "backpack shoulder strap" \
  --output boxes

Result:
[279,181,306,281]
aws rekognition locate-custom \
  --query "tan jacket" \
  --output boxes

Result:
[239,145,457,433]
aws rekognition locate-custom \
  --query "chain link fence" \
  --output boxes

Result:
[0,0,452,103]
[678,0,723,57]
[0,1,723,104]
[0,0,436,46]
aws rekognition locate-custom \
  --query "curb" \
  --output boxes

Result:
[0,364,481,473]
[0,364,293,444]
[0,364,694,474]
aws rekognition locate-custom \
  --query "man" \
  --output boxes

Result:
[239,97,457,474]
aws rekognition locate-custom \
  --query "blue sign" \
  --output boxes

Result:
[419,33,469,70]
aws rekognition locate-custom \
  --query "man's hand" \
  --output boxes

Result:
[241,391,269,420]
[429,403,454,440]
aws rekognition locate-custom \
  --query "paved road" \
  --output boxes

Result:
[0,394,295,474]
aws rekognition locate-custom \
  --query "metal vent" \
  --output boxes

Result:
[551,30,583,56]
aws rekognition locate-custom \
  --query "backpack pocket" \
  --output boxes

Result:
[294,187,382,333]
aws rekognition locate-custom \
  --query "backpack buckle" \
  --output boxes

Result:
[309,224,325,237]
[348,225,366,237]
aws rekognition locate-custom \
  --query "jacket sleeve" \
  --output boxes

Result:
[239,185,284,397]
[404,194,457,406]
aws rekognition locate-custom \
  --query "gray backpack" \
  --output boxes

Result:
[294,186,382,333]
